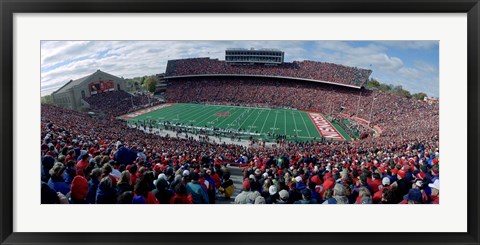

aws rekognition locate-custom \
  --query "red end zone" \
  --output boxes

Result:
[119,103,174,120]
[307,112,345,141]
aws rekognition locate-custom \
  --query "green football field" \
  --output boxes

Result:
[120,103,351,141]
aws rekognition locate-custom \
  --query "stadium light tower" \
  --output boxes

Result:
[356,91,362,116]
[131,93,134,108]
[368,96,377,127]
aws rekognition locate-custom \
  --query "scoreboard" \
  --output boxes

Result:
[89,80,115,94]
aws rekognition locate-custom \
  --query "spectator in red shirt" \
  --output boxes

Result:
[76,153,90,172]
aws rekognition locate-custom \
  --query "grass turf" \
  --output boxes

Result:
[121,103,351,142]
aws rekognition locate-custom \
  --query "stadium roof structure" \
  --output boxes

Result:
[52,70,122,95]
[163,74,364,89]
[226,48,282,51]
[164,58,372,89]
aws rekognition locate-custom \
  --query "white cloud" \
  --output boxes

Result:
[312,41,438,97]
[41,41,438,97]
[378,41,439,50]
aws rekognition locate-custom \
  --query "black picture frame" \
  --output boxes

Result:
[1,0,479,244]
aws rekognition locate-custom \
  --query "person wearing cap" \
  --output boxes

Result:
[67,175,89,204]
[152,177,174,204]
[219,173,235,200]
[399,188,423,204]
[265,185,279,204]
[254,196,266,204]
[373,177,391,204]
[410,178,429,203]
[250,169,263,192]
[181,169,190,183]
[428,179,440,204]
[186,172,209,204]
[295,175,306,191]
[247,191,261,204]
[276,189,290,204]
[392,170,409,203]
[235,179,252,204]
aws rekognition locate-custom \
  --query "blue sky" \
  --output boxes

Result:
[41,41,439,97]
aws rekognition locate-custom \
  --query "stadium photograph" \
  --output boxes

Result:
[41,41,439,205]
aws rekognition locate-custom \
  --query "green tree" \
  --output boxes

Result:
[367,78,380,89]
[378,83,392,92]
[143,77,157,93]
[140,76,147,85]
[41,95,53,104]
[412,92,428,101]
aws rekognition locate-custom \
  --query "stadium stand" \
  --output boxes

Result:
[165,77,439,140]
[165,58,372,87]
[41,58,439,205]
[83,90,162,117]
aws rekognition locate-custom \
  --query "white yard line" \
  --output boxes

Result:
[237,108,260,130]
[260,109,272,133]
[292,111,299,137]
[300,113,312,137]
[272,111,279,134]
[249,109,264,128]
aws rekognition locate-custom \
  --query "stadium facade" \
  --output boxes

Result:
[165,51,372,89]
[51,70,126,110]
[225,48,284,65]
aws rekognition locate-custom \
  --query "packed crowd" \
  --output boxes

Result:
[42,62,439,205]
[165,77,439,140]
[165,58,372,87]
[41,86,439,205]
[83,90,161,117]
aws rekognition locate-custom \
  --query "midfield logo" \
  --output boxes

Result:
[215,112,231,117]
